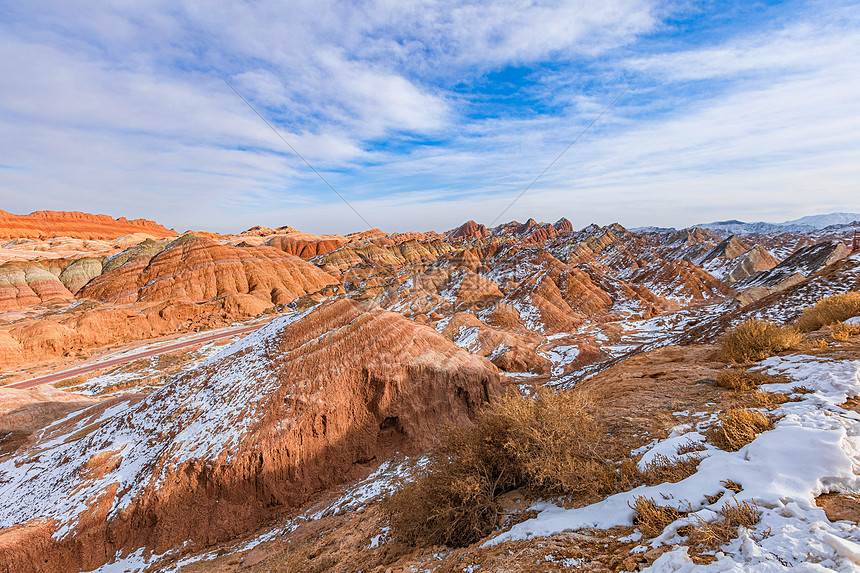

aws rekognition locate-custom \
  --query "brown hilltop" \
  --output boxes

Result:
[0,209,176,240]
[266,233,346,259]
[449,220,489,240]
[554,217,574,233]
[0,299,501,573]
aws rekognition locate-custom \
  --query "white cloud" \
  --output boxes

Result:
[1,0,857,234]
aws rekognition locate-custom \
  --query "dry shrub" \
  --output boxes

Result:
[715,368,783,391]
[715,368,792,408]
[387,387,616,547]
[615,458,645,492]
[721,479,743,493]
[796,292,860,332]
[833,321,860,341]
[705,409,772,451]
[743,390,791,409]
[639,453,702,486]
[688,497,760,551]
[721,319,802,363]
[676,440,708,455]
[628,496,682,538]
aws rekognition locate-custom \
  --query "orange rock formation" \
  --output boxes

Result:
[0,210,176,239]
[0,300,500,572]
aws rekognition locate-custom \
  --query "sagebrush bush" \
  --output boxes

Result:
[386,387,619,547]
[688,497,760,551]
[628,496,682,538]
[833,321,860,341]
[675,440,708,455]
[639,453,702,486]
[796,292,860,332]
[743,390,791,409]
[720,318,802,362]
[705,408,772,451]
[715,368,779,391]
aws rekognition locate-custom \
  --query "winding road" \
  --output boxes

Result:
[3,323,265,390]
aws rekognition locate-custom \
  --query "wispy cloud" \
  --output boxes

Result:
[0,0,857,234]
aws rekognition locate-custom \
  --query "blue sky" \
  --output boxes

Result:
[1,0,859,234]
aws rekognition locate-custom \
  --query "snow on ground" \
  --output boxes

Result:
[84,548,156,573]
[746,253,860,325]
[539,344,580,377]
[66,341,226,397]
[96,457,423,573]
[0,309,316,540]
[451,325,481,353]
[486,354,860,571]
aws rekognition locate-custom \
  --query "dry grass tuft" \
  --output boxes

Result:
[387,387,620,547]
[721,479,743,493]
[796,292,860,332]
[676,440,708,455]
[832,321,860,342]
[714,368,792,409]
[715,368,784,391]
[791,385,814,395]
[639,453,702,486]
[721,319,802,363]
[688,498,760,551]
[743,390,791,409]
[705,409,773,451]
[629,496,683,538]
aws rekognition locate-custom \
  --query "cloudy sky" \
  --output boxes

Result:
[1,0,858,234]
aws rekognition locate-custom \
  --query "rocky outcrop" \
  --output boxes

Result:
[0,210,176,240]
[449,220,489,240]
[0,386,95,458]
[722,245,779,284]
[734,241,850,295]
[667,227,720,246]
[0,300,500,572]
[524,223,560,244]
[79,235,337,306]
[554,217,574,233]
[437,312,547,373]
[0,331,24,369]
[57,258,103,294]
[265,234,345,259]
[697,235,750,263]
[0,262,74,311]
[696,236,779,285]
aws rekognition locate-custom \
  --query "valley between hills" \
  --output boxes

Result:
[2,209,860,572]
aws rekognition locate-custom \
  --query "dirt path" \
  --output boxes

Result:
[3,323,265,390]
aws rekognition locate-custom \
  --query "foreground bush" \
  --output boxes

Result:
[639,453,702,486]
[833,321,860,341]
[387,387,618,547]
[796,292,860,332]
[688,497,760,551]
[720,318,802,362]
[629,496,682,538]
[715,368,778,391]
[705,408,772,451]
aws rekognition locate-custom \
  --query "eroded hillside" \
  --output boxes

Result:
[1,212,859,572]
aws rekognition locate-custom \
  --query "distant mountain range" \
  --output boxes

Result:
[634,213,860,236]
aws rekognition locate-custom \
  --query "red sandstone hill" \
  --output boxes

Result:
[0,210,176,239]
[79,235,337,307]
[0,299,500,573]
